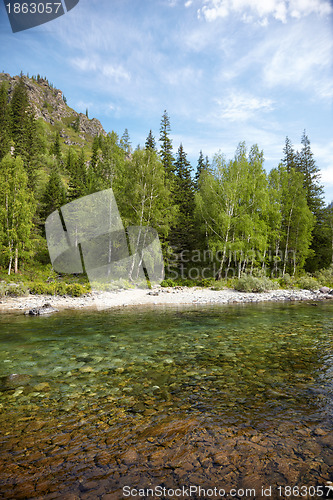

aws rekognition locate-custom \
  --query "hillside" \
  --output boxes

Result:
[0,72,106,153]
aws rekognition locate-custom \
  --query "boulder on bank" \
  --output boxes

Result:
[25,303,59,316]
[319,287,331,294]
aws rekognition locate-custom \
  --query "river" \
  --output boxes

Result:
[0,301,332,499]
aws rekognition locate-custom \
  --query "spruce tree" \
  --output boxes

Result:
[194,150,209,189]
[145,130,156,151]
[295,131,325,271]
[172,143,195,252]
[10,74,29,154]
[67,149,87,201]
[50,132,62,162]
[0,82,10,160]
[296,131,324,217]
[159,110,175,177]
[120,128,131,157]
[41,167,67,220]
[282,136,297,173]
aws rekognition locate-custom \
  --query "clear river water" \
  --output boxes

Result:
[0,301,332,499]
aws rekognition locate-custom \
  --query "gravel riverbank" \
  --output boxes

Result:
[0,286,332,313]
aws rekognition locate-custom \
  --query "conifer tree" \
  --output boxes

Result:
[172,143,195,252]
[159,110,175,177]
[10,75,29,154]
[282,136,297,173]
[194,150,210,189]
[0,82,11,160]
[41,167,67,220]
[296,131,324,218]
[145,130,156,151]
[50,132,62,162]
[67,149,87,201]
[295,131,325,271]
[120,128,131,157]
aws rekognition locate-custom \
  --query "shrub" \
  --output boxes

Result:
[6,283,29,297]
[160,278,177,287]
[295,276,319,291]
[234,275,279,293]
[314,265,333,287]
[29,282,55,295]
[278,273,293,289]
[65,283,88,297]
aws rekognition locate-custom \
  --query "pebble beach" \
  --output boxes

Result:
[0,286,331,314]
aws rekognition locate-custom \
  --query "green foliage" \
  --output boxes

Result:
[65,283,88,297]
[28,281,90,296]
[314,265,333,287]
[0,154,36,274]
[295,275,319,291]
[234,275,279,293]
[278,273,293,289]
[28,282,55,295]
[0,282,29,297]
[159,110,175,176]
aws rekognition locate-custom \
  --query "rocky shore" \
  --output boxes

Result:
[0,286,332,314]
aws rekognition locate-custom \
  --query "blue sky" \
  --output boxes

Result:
[1,0,333,201]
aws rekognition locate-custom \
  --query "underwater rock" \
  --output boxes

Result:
[0,373,31,391]
[25,303,59,316]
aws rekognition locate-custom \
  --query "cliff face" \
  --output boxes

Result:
[0,73,106,144]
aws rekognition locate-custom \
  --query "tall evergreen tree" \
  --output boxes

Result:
[282,136,297,173]
[295,131,325,271]
[41,167,67,220]
[50,132,62,162]
[159,110,175,177]
[296,130,324,218]
[10,75,29,155]
[0,82,11,160]
[194,150,210,189]
[172,143,195,252]
[67,149,87,201]
[120,128,131,157]
[145,130,156,151]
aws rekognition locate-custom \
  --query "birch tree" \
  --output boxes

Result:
[0,154,35,274]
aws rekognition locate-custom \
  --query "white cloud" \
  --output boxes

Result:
[198,0,333,23]
[71,57,130,83]
[214,92,274,122]
[263,25,333,94]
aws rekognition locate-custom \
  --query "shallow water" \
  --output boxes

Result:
[0,301,332,499]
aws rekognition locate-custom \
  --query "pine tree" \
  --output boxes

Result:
[145,130,156,151]
[159,110,175,177]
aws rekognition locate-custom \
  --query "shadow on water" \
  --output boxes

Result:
[0,301,332,498]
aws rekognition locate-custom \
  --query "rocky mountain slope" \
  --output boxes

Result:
[0,73,106,149]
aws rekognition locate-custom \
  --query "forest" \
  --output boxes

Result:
[1,74,333,292]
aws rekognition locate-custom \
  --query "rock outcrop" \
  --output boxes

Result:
[0,73,106,139]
